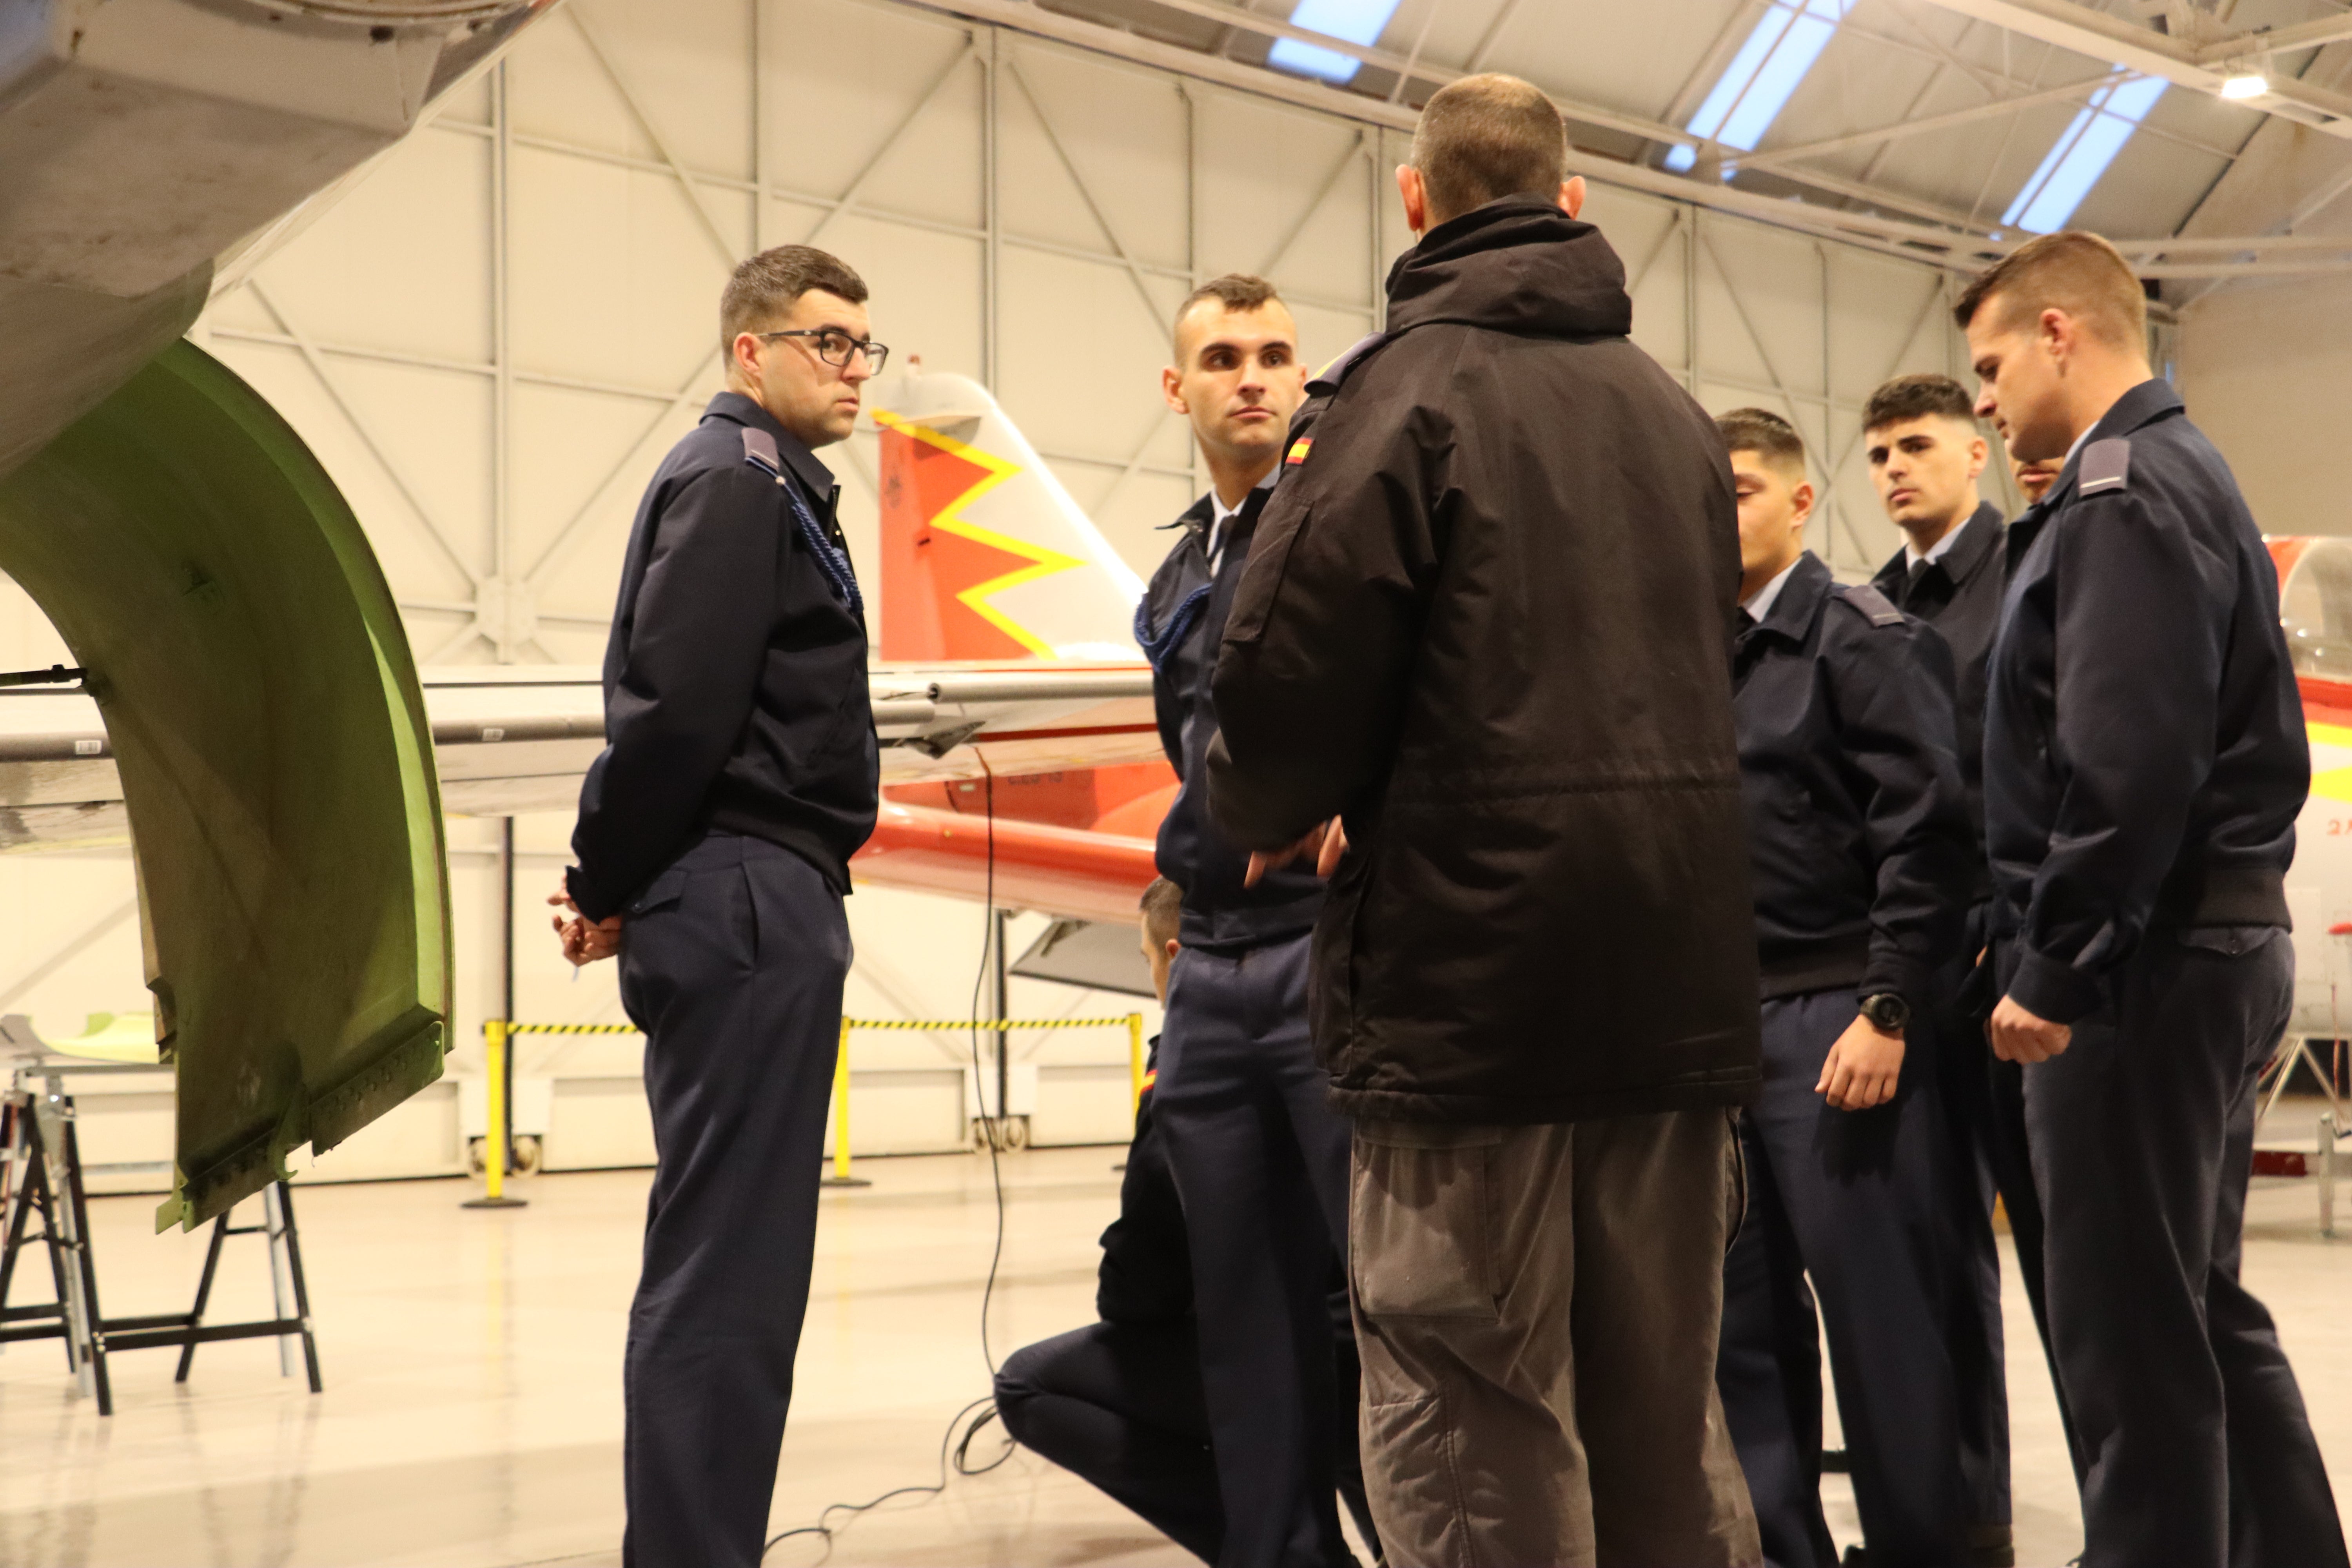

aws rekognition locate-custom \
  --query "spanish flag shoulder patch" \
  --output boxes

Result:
[1285,437,1313,466]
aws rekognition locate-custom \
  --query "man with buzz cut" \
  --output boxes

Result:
[550,244,883,1568]
[1863,372,2051,1566]
[1714,406,1976,1568]
[1961,230,2346,1568]
[1133,273,1367,1568]
[1207,74,1764,1567]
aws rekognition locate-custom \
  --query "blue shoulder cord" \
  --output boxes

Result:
[744,446,864,617]
[1134,584,1210,674]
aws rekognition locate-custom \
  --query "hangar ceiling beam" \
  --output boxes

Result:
[1741,72,2125,171]
[1461,0,1528,74]
[2201,13,2352,65]
[1906,0,2352,136]
[1122,0,1704,155]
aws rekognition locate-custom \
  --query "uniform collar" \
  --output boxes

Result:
[1931,501,2003,584]
[1165,492,1216,534]
[1875,500,2002,593]
[2035,377,2184,519]
[704,392,836,498]
[1744,551,1830,641]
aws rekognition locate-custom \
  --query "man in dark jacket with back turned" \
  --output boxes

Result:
[1207,74,1763,1568]
[552,245,881,1568]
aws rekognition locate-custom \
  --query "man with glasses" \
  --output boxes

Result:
[552,244,886,1568]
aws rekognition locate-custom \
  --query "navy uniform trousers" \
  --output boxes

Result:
[1923,926,2078,1555]
[2025,927,2347,1568]
[995,1308,1378,1564]
[1719,988,1970,1568]
[615,831,849,1568]
[1154,933,1359,1568]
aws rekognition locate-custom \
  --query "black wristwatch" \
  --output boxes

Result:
[1857,993,1911,1033]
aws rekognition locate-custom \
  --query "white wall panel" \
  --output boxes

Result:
[2183,274,2352,539]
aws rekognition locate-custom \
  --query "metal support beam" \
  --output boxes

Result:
[1258,130,1368,278]
[1114,0,1701,155]
[1742,73,2123,172]
[1462,0,1527,74]
[521,32,980,597]
[568,8,742,264]
[245,282,483,592]
[1908,0,2352,134]
[895,0,2352,281]
[1005,55,1176,333]
[489,61,515,664]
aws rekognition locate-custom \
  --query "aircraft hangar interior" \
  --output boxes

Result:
[4,0,2352,1563]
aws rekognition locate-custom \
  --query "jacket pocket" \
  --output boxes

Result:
[1220,501,1307,646]
[627,865,690,918]
[1351,1125,1503,1320]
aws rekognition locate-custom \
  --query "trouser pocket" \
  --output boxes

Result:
[1351,1124,1504,1321]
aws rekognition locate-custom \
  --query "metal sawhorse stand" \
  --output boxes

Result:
[0,1059,321,1415]
[2255,1033,2352,1234]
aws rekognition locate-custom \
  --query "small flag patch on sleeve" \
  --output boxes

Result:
[1285,437,1312,466]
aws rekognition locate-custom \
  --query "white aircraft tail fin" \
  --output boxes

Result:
[864,367,1145,662]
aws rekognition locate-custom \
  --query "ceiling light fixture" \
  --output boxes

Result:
[2220,73,2270,100]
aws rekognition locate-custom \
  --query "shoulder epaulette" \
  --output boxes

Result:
[2079,437,2132,497]
[740,425,783,475]
[1308,330,1396,394]
[737,424,862,615]
[1833,582,1905,628]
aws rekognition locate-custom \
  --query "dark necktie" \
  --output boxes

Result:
[1903,557,1932,608]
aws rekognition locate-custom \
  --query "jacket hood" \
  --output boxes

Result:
[1385,198,1633,339]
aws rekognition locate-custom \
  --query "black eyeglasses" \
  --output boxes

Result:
[758,328,889,374]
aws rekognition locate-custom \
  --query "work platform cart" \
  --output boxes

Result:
[0,1031,321,1416]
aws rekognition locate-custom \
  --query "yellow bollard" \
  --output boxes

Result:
[464,1019,526,1209]
[1129,1012,1146,1111]
[822,1018,871,1188]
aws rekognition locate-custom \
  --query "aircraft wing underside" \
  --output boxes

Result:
[0,662,1157,849]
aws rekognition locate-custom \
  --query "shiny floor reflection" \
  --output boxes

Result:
[3,1124,2350,1566]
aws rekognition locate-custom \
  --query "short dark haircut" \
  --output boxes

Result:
[1173,273,1285,352]
[1140,877,1183,949]
[1717,407,1807,481]
[720,245,868,356]
[1953,230,2146,352]
[1410,73,1568,227]
[1863,373,1978,435]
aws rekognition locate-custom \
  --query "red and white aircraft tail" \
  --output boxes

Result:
[867,366,1145,662]
[854,365,1176,920]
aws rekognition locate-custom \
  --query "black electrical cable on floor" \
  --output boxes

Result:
[969,757,1011,1378]
[762,758,1018,1561]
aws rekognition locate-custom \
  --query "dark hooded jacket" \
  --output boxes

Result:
[1205,198,1762,1124]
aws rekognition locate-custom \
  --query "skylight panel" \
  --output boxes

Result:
[1268,0,1405,85]
[1668,0,1853,172]
[2002,75,2168,233]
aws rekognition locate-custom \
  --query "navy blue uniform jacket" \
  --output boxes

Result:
[1137,485,1322,951]
[1986,379,2308,1024]
[568,393,879,922]
[1734,552,1973,1006]
[1872,501,2005,895]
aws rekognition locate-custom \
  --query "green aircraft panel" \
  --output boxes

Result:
[0,341,451,1229]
